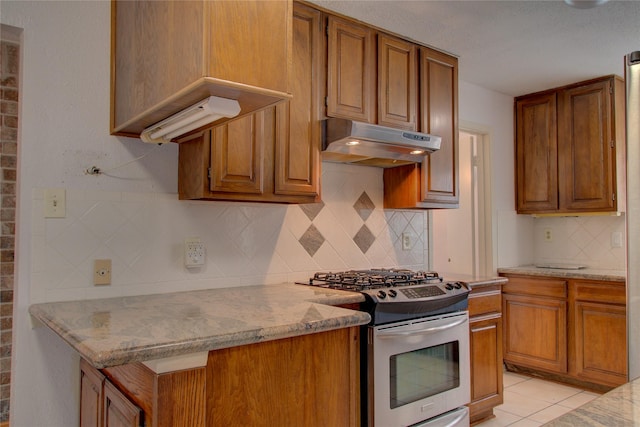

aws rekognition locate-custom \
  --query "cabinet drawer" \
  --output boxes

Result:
[469,291,501,317]
[501,275,567,298]
[571,280,626,305]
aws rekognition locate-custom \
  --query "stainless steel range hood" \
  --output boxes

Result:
[322,118,441,168]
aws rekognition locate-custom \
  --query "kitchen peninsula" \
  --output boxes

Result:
[29,284,370,427]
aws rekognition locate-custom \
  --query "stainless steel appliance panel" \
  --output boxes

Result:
[369,311,470,427]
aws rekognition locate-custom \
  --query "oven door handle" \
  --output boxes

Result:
[376,317,468,337]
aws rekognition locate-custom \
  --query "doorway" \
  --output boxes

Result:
[430,128,493,277]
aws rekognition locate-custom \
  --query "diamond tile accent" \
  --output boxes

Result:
[353,191,375,221]
[299,201,325,221]
[299,224,325,257]
[354,224,375,254]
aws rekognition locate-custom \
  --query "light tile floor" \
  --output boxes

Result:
[475,371,602,426]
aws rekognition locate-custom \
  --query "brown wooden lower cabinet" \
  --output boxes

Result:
[80,358,143,427]
[80,327,360,427]
[500,273,627,391]
[570,280,628,387]
[468,284,503,425]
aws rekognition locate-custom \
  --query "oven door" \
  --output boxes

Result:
[369,311,470,427]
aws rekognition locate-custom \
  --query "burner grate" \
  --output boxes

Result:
[306,269,441,291]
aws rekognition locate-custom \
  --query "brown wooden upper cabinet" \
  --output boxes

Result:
[326,16,418,130]
[383,48,459,209]
[177,2,320,204]
[111,0,293,139]
[515,75,626,214]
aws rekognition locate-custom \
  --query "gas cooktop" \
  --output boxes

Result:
[297,268,470,325]
[297,268,443,291]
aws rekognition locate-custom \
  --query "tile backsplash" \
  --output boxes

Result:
[533,215,626,270]
[30,162,428,303]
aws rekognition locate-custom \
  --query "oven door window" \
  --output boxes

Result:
[389,340,460,409]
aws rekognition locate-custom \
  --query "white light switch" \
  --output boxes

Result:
[44,188,66,218]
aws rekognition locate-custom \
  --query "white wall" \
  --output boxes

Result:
[2,2,434,425]
[458,81,534,271]
[431,132,474,275]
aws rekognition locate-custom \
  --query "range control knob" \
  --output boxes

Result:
[454,282,463,289]
[445,283,454,291]
[377,290,387,299]
[388,289,398,298]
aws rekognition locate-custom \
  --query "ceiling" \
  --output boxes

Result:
[309,0,640,97]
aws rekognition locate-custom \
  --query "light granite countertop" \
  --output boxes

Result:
[543,377,640,426]
[29,284,369,369]
[439,272,508,289]
[497,265,626,282]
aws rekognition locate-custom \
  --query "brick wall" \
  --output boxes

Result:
[0,25,19,423]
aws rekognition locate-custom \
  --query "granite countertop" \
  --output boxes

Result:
[440,272,508,289]
[497,265,626,282]
[543,377,640,426]
[29,284,369,369]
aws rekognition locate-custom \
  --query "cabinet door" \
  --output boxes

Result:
[275,3,321,197]
[558,79,615,211]
[469,315,503,423]
[515,92,558,213]
[210,112,265,195]
[103,381,142,427]
[573,300,627,386]
[80,359,105,427]
[419,47,459,207]
[327,16,376,123]
[378,34,417,130]
[503,293,567,373]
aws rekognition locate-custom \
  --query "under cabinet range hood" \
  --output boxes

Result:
[321,118,441,167]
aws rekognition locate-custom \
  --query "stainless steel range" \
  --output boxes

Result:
[299,269,471,427]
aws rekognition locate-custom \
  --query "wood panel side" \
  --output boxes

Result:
[383,163,421,208]
[156,368,206,427]
[206,328,359,427]
[178,130,211,200]
[207,0,292,94]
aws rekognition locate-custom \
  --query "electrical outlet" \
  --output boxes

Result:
[93,259,111,285]
[402,232,412,251]
[611,231,623,248]
[185,238,205,268]
[544,228,553,242]
[44,188,66,218]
